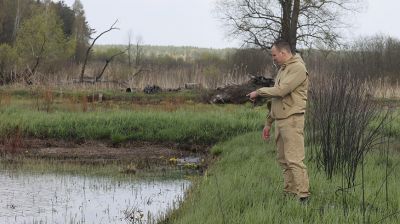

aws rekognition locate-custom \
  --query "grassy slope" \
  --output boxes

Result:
[165,132,400,224]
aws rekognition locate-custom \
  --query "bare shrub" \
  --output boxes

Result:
[66,95,78,112]
[306,73,389,187]
[31,86,55,112]
[81,95,88,112]
[1,126,24,155]
[42,87,54,113]
[0,91,11,106]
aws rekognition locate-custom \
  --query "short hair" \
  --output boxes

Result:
[272,39,293,53]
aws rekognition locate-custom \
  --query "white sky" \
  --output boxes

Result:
[60,0,400,48]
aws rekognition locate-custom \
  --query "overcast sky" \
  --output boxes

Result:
[60,0,400,48]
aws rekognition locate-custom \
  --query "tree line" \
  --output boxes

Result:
[0,0,399,87]
[0,0,91,84]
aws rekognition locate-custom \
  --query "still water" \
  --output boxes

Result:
[0,169,190,224]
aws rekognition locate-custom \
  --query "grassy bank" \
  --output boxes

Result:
[0,100,265,145]
[164,132,400,224]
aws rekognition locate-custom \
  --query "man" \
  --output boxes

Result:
[247,40,310,201]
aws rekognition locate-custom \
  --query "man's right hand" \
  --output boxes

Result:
[262,126,270,140]
[246,91,258,102]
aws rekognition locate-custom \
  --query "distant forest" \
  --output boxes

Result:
[0,0,399,88]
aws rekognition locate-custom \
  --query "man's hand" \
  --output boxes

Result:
[262,126,270,141]
[246,91,258,102]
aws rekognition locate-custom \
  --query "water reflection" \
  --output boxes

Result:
[0,169,190,223]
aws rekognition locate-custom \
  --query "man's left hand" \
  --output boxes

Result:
[262,126,270,141]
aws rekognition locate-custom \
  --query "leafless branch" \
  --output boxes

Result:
[215,0,362,49]
[79,20,120,82]
[95,48,128,82]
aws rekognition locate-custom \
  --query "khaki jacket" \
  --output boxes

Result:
[256,54,308,127]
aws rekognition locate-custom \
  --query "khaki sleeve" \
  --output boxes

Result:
[265,113,274,128]
[264,100,274,128]
[256,65,307,98]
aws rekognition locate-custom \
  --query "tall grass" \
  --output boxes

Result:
[0,102,265,145]
[371,78,400,99]
[24,62,252,90]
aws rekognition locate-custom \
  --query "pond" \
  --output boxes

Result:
[0,168,190,224]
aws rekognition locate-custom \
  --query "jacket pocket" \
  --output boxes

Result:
[282,96,294,109]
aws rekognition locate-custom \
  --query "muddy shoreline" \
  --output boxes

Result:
[0,138,211,172]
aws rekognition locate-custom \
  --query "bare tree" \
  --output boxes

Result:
[127,34,145,83]
[215,0,363,50]
[95,48,128,82]
[79,20,119,82]
[134,36,144,67]
[24,36,47,84]
[127,30,133,69]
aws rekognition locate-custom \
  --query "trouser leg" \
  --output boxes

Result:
[275,123,296,194]
[276,114,310,198]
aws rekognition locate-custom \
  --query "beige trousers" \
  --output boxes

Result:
[275,114,310,198]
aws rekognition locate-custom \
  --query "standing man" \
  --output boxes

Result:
[247,40,310,201]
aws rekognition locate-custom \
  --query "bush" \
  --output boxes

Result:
[306,73,389,187]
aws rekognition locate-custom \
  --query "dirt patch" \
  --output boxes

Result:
[0,138,209,167]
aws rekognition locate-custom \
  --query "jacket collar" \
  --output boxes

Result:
[280,54,303,71]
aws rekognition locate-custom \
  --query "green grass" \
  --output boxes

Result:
[369,110,400,138]
[164,132,400,224]
[0,100,265,145]
[386,111,400,137]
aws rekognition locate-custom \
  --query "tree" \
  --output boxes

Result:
[0,43,17,84]
[229,48,271,75]
[127,32,144,67]
[79,20,119,82]
[95,48,128,82]
[216,0,362,50]
[0,0,89,47]
[126,32,146,82]
[0,0,29,44]
[134,35,144,67]
[127,30,133,68]
[15,7,74,82]
[72,0,92,63]
[52,0,75,37]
